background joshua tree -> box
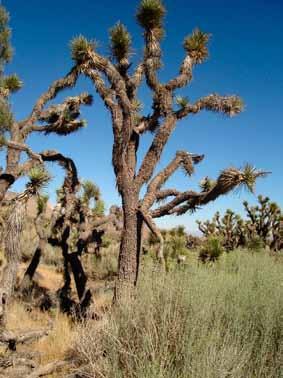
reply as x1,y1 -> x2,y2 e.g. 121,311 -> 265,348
197,209 -> 247,251
197,195 -> 282,251
0,4 -> 93,205
68,0 -> 266,297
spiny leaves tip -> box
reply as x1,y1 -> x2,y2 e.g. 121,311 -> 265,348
109,22 -> 132,63
240,164 -> 269,193
27,166 -> 51,194
183,28 -> 210,63
136,0 -> 165,31
70,35 -> 96,62
1,74 -> 23,93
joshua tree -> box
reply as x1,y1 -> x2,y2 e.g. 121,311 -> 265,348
68,0 -> 266,297
0,5 -> 92,204
32,152 -> 112,315
197,209 -> 247,251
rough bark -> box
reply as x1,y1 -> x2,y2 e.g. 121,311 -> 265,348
0,199 -> 27,329
115,191 -> 142,299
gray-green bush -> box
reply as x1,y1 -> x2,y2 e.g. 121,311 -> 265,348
73,250 -> 283,378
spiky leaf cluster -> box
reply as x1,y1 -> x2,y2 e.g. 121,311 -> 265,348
183,28 -> 210,63
1,74 -> 22,94
217,164 -> 266,195
240,164 -> 268,193
109,22 -> 132,64
26,166 -> 51,194
136,0 -> 165,32
70,35 -> 95,62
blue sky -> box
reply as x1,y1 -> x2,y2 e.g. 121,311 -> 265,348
1,0 -> 282,233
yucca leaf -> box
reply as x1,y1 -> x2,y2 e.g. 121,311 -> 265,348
184,28 -> 210,63
109,22 -> 132,63
136,0 -> 165,30
70,35 -> 96,62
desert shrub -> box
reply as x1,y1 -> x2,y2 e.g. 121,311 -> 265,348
72,251 -> 283,378
198,236 -> 224,263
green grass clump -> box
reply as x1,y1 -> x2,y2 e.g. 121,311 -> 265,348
73,250 -> 283,378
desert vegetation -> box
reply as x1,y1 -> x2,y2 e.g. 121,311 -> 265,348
0,1 -> 282,377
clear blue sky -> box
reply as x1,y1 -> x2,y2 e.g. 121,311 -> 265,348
2,0 -> 282,233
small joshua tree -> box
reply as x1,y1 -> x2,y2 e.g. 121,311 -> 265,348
69,0 -> 266,297
0,5 -> 92,204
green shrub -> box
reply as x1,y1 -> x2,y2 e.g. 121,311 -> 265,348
198,236 -> 224,263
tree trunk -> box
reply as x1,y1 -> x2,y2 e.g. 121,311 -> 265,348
20,244 -> 43,298
0,143 -> 22,203
115,191 -> 143,300
21,215 -> 48,297
0,178 -> 13,203
0,200 -> 26,329
68,252 -> 92,314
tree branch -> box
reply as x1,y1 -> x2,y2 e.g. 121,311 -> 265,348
175,94 -> 244,119
0,140 -> 42,163
20,66 -> 80,130
142,151 -> 204,209
85,50 -> 132,114
128,62 -> 144,98
166,55 -> 194,90
151,166 -> 267,218
135,114 -> 177,188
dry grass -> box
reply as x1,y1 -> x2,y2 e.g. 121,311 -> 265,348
72,250 -> 283,378
5,301 -> 75,377
18,263 -> 64,292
